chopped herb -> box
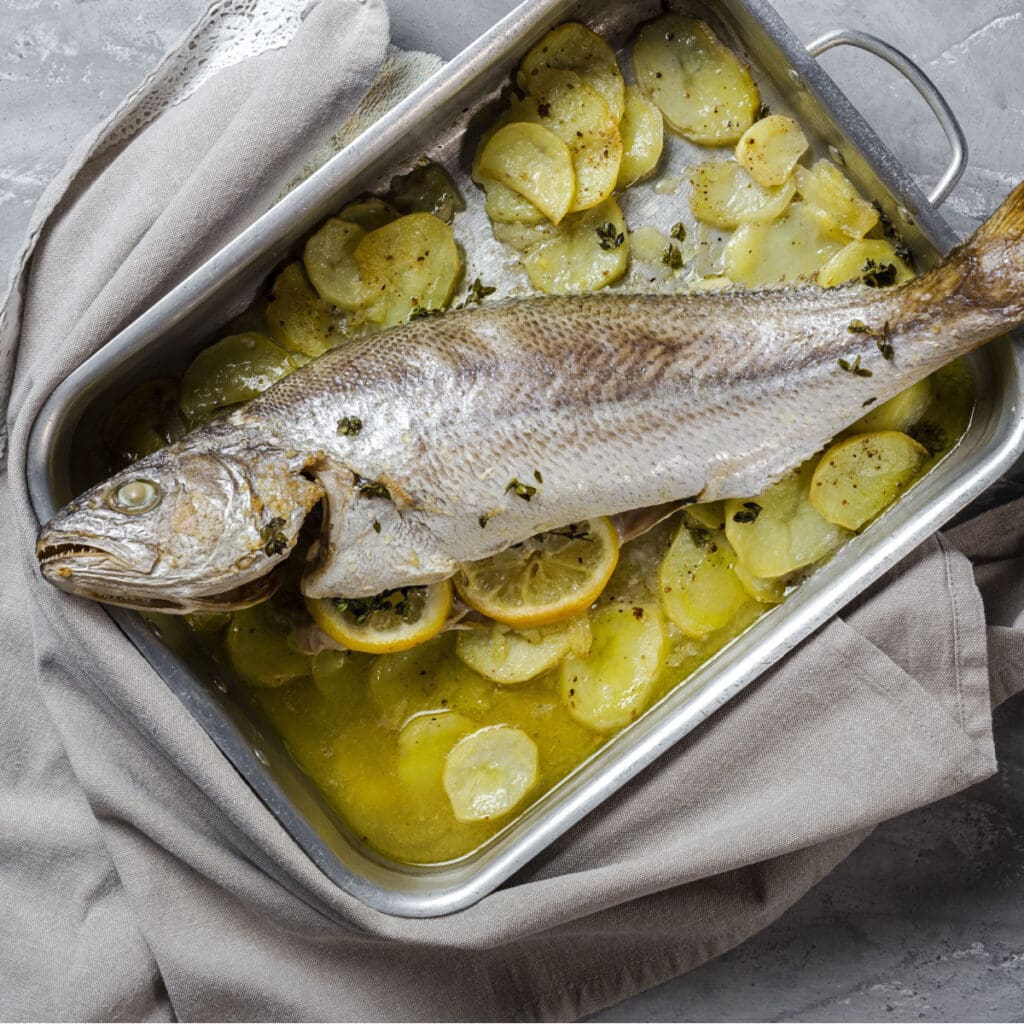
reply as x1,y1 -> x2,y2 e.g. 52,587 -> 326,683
550,522 -> 592,542
596,222 -> 625,250
372,519 -> 382,534
457,277 -> 497,309
893,238 -> 913,265
537,101 -> 551,118
756,102 -> 771,120
259,516 -> 288,556
669,222 -> 687,241
838,355 -> 873,378
356,477 -> 392,500
732,501 -> 762,525
847,319 -> 874,335
409,305 -> 444,321
336,415 -> 363,436
689,525 -> 712,548
862,396 -> 878,408
876,336 -> 895,361
662,244 -> 684,270
533,469 -> 543,484
478,512 -> 493,528
333,586 -> 427,626
909,422 -> 948,455
862,258 -> 897,288
505,477 -> 537,501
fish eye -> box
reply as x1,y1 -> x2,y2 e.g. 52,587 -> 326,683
109,479 -> 161,514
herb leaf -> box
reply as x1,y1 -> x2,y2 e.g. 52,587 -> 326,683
670,222 -> 687,241
356,477 -> 391,500
336,415 -> 363,436
662,244 -> 683,270
259,516 -> 288,556
862,258 -> 897,288
838,355 -> 873,378
732,501 -> 762,525
596,222 -> 625,250
409,306 -> 444,321
506,477 -> 538,501
457,277 -> 497,309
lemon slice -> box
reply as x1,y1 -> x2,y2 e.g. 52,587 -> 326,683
305,580 -> 452,655
454,517 -> 619,628
443,725 -> 539,823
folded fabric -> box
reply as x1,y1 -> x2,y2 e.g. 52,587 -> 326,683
2,2 -> 1021,1019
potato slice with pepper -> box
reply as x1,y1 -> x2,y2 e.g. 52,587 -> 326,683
725,460 -> 852,578
477,122 -> 575,225
616,85 -> 664,188
689,160 -> 795,229
518,21 -> 626,120
303,218 -> 367,312
795,160 -> 879,240
809,431 -> 929,530
817,239 -> 913,289
850,379 -> 932,435
521,197 -> 629,294
267,262 -> 341,358
355,212 -> 462,326
633,15 -> 759,145
658,521 -> 751,638
512,70 -> 623,212
481,177 -> 547,226
735,115 -> 808,187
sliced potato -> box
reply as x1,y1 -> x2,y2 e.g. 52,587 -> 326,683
795,161 -> 878,240
443,725 -> 539,822
560,603 -> 666,733
518,21 -> 626,120
522,197 -> 629,294
733,559 -> 787,604
685,501 -> 726,531
851,379 -> 932,434
629,224 -> 673,265
398,710 -> 477,793
478,122 -> 575,225
658,522 -> 750,638
226,604 -> 309,688
616,85 -> 664,188
723,202 -> 843,286
809,431 -> 929,530
489,218 -> 554,252
725,460 -> 852,578
354,212 -> 462,326
455,616 -> 590,685
513,71 -> 623,212
633,15 -> 759,145
303,218 -> 367,311
266,262 -> 341,358
689,160 -> 796,229
337,196 -> 399,232
735,115 -> 808,187
180,332 -> 297,424
817,239 -> 914,289
482,177 -> 547,226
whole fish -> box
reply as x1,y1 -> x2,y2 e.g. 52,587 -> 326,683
37,182 -> 1024,612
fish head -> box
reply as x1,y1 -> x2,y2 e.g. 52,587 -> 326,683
36,438 -> 324,612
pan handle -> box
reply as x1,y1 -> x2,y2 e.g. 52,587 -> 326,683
806,29 -> 967,207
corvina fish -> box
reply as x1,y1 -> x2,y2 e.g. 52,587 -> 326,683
37,182 -> 1024,612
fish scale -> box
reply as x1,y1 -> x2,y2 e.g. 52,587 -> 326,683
36,182 -> 1024,611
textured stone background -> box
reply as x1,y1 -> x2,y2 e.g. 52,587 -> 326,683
2,0 -> 1023,1019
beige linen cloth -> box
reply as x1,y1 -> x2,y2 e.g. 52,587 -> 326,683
2,1 -> 1022,1019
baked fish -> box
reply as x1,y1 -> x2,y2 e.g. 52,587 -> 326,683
37,182 -> 1024,612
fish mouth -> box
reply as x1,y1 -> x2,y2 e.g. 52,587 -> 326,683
37,540 -> 126,566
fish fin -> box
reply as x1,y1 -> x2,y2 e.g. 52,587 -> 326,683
936,180 -> 1024,315
377,472 -> 419,512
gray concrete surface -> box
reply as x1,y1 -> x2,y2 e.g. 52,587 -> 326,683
3,0 -> 1023,1019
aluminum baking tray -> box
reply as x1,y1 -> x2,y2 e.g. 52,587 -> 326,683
27,0 -> 1024,917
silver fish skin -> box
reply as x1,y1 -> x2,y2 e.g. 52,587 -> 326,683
36,181 -> 1024,611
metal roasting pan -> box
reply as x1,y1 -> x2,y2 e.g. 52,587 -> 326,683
27,0 -> 1024,917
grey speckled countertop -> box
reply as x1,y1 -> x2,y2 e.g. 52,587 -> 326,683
3,1 -> 1023,1019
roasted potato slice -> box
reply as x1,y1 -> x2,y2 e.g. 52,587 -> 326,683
633,15 -> 759,145
389,162 -> 465,223
180,332 -> 298,425
733,559 -> 788,604
477,122 -> 575,225
809,431 -> 929,530
337,196 -> 399,232
355,212 -> 462,326
518,21 -> 626,120
795,160 -> 879,240
455,616 -> 590,685
658,521 -> 750,638
481,177 -> 547,226
817,239 -> 913,289
266,262 -> 341,358
685,501 -> 726,532
443,725 -> 539,823
851,379 -> 932,435
689,159 -> 795,229
303,218 -> 367,312
723,202 -> 843,286
725,460 -> 852,578
616,86 -> 664,188
521,197 -> 629,294
734,115 -> 808,187
398,711 -> 476,794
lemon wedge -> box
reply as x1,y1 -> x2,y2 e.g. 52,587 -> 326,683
454,517 -> 619,628
305,580 -> 452,655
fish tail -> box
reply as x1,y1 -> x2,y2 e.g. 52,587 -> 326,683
933,180 -> 1024,316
